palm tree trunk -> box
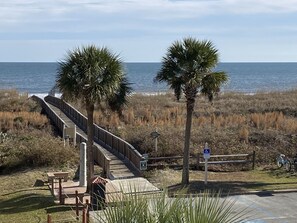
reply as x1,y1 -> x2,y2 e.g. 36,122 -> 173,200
181,98 -> 195,185
86,103 -> 95,192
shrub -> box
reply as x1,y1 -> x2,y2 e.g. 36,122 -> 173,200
0,130 -> 79,172
0,111 -> 49,131
0,89 -> 39,112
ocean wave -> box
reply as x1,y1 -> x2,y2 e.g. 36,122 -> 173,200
28,93 -> 62,99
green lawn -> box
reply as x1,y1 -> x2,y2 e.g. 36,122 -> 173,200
0,168 -> 78,223
147,167 -> 297,194
1,167 -> 297,222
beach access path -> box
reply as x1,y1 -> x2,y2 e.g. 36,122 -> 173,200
41,98 -> 160,206
47,102 -> 138,179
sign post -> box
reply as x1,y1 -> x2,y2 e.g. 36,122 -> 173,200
150,130 -> 160,152
203,143 -> 211,185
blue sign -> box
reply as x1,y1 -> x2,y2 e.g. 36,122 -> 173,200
204,149 -> 210,154
203,144 -> 211,159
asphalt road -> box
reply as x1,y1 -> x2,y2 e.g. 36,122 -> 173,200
231,192 -> 297,223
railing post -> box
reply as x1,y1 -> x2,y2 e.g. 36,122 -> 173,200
47,214 -> 52,223
82,206 -> 86,223
80,142 -> 87,187
86,199 -> 90,223
73,125 -> 77,147
197,153 -> 200,169
252,150 -> 256,170
75,190 -> 79,220
105,158 -> 111,178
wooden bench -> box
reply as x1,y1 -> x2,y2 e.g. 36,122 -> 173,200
47,172 -> 69,194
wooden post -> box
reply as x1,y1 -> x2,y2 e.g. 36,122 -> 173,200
86,199 -> 90,223
82,206 -> 87,223
51,178 -> 54,195
59,178 -> 63,204
47,214 -> 51,223
196,153 -> 200,169
252,151 -> 256,170
75,190 -> 79,220
105,158 -> 111,178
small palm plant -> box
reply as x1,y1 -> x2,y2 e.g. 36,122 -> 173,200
92,188 -> 250,223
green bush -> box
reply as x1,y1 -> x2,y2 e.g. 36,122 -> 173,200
0,130 -> 79,172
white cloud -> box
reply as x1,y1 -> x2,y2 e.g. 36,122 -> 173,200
1,0 -> 297,62
2,0 -> 297,25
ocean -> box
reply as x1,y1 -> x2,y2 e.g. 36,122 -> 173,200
0,62 -> 296,95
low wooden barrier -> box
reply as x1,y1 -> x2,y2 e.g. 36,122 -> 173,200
47,191 -> 90,223
147,151 -> 256,170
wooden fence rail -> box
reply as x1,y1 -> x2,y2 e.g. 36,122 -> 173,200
147,151 -> 256,170
46,192 -> 90,223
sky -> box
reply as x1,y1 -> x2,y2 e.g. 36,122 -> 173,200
0,0 -> 297,62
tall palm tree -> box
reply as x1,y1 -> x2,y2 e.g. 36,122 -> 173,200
56,45 -> 131,191
155,38 -> 228,185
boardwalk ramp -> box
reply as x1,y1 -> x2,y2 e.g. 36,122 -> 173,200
32,95 -> 146,180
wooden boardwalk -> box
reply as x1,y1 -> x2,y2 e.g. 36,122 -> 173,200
49,177 -> 160,205
34,96 -> 160,207
47,102 -> 137,180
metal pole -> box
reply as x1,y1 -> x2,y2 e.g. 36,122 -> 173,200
155,137 -> 158,152
204,159 -> 208,185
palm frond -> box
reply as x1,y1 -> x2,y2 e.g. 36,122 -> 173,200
56,45 -> 131,106
108,77 -> 132,116
201,71 -> 228,102
155,37 -> 224,98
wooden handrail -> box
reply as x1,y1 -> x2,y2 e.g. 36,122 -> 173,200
32,95 -> 112,176
44,95 -> 144,173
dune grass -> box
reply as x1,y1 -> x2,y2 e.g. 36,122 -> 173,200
1,89 -> 297,222
78,90 -> 297,166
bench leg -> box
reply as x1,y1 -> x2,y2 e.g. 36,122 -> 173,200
51,180 -> 54,194
59,179 -> 63,205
